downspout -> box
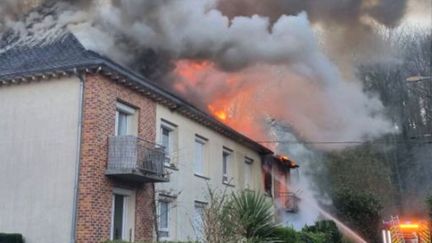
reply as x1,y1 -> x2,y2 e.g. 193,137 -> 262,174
153,183 -> 160,242
71,72 -> 85,243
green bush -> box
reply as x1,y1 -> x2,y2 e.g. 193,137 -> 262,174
332,189 -> 382,242
0,233 -> 24,243
273,227 -> 300,242
228,190 -> 276,241
272,227 -> 327,243
297,231 -> 327,243
302,220 -> 342,243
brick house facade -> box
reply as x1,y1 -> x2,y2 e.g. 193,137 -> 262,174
76,74 -> 157,242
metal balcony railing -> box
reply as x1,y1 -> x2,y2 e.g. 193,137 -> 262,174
277,192 -> 300,213
106,135 -> 168,183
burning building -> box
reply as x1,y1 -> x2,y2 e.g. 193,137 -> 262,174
0,30 -> 297,242
0,0 -> 423,242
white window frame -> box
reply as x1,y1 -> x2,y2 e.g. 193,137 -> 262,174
222,148 -> 232,184
115,102 -> 136,136
244,157 -> 254,189
110,188 -> 133,241
194,135 -> 207,176
193,201 -> 207,241
160,120 -> 177,165
158,200 -> 170,237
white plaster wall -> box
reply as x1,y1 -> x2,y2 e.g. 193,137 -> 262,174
0,78 -> 81,243
155,104 -> 265,241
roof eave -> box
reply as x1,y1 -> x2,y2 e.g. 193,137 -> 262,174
0,59 -> 273,155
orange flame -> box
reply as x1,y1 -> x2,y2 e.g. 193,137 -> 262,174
208,104 -> 227,121
173,59 -> 270,144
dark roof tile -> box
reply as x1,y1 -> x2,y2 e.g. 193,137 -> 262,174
0,33 -> 101,79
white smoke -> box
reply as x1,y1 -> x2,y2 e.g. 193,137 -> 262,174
269,124 -> 322,228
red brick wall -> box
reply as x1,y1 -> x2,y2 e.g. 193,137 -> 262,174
75,74 -> 156,243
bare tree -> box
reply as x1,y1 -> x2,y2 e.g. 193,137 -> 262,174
357,26 -> 432,214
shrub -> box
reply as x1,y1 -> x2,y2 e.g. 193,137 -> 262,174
302,220 -> 342,243
0,233 -> 24,243
200,189 -> 277,242
272,226 -> 328,243
297,231 -> 327,243
273,226 -> 299,242
228,191 -> 276,241
332,189 -> 382,242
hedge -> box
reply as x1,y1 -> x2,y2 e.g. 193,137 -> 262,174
0,233 -> 24,243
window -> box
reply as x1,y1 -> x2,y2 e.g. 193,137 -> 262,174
160,120 -> 177,165
194,136 -> 207,175
158,201 -> 169,237
263,163 -> 272,196
222,149 -> 232,183
111,188 -> 135,242
193,201 -> 207,240
161,127 -> 170,153
112,194 -> 125,240
115,102 -> 136,136
244,157 -> 254,188
117,111 -> 128,136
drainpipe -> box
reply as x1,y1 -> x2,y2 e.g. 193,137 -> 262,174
70,72 -> 85,243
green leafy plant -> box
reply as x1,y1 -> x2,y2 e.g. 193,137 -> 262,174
273,220 -> 343,243
273,227 -> 298,242
228,190 -> 276,242
302,220 -> 342,243
332,189 -> 382,242
272,226 -> 329,243
200,188 -> 277,242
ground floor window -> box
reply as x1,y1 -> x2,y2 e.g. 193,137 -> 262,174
113,194 -> 125,239
111,188 -> 135,241
193,201 -> 207,240
158,200 -> 170,238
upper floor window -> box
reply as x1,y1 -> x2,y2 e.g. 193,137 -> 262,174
115,102 -> 137,136
194,135 -> 207,176
160,120 -> 177,165
264,163 -> 272,196
244,157 -> 254,188
222,148 -> 232,184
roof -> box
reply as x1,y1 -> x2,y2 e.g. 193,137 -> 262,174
0,33 -> 102,79
0,33 -> 272,155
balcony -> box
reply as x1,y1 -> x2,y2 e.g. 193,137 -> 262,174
278,192 -> 300,213
106,135 -> 169,183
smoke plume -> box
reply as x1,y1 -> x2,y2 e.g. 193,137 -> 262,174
1,0 -> 414,147
217,0 -> 408,27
